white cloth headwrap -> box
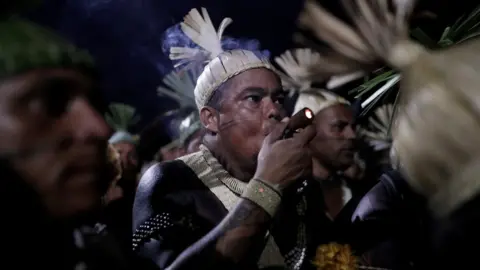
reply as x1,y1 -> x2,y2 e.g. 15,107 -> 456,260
293,90 -> 350,115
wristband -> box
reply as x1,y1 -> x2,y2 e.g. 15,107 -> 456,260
241,178 -> 282,217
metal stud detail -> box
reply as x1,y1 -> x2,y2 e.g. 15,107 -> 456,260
132,212 -> 200,251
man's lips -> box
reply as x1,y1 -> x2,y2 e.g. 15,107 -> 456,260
68,154 -> 104,172
340,144 -> 356,154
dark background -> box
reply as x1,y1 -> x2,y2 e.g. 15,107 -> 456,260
27,0 -> 475,132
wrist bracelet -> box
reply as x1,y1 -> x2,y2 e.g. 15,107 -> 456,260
241,178 -> 282,217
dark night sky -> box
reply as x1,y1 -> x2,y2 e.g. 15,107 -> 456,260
27,0 -> 473,133
28,0 -> 304,131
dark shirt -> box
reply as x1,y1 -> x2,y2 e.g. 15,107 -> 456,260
350,169 -> 430,269
133,160 -> 365,270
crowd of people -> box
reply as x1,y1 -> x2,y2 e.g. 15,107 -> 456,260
3,0 -> 480,269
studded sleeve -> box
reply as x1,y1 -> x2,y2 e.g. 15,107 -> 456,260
132,208 -> 209,269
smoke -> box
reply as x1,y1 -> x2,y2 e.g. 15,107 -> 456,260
161,22 -> 271,69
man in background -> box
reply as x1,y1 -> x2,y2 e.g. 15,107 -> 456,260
0,11 -> 155,270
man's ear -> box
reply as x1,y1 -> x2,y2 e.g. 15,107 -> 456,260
199,106 -> 219,133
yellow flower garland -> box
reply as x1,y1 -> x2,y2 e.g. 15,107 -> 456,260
313,243 -> 358,270
313,243 -> 390,270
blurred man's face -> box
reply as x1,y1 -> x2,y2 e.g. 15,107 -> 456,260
310,104 -> 357,170
113,141 -> 138,173
0,68 -> 110,218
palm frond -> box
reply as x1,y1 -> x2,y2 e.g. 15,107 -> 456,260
104,103 -> 140,131
349,4 -> 480,118
436,4 -> 480,46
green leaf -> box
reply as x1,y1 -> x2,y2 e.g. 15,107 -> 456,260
449,5 -> 480,41
438,39 -> 454,47
439,27 -> 451,42
467,20 -> 480,33
349,70 -> 396,98
456,31 -> 480,44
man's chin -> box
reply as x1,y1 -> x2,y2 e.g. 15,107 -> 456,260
47,194 -> 102,221
56,174 -> 108,217
337,158 -> 355,170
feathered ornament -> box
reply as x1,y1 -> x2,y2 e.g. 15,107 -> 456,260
157,59 -> 203,147
275,49 -> 366,97
358,104 -> 394,152
169,8 -> 232,69
275,49 -> 351,114
274,48 -> 323,95
105,103 -> 141,145
326,71 -> 366,90
298,0 -> 418,69
168,7 -> 274,109
105,103 -> 141,132
157,67 -> 200,108
297,0 -> 480,217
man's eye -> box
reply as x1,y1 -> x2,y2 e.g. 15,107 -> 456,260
331,124 -> 343,131
43,89 -> 74,117
275,96 -> 285,104
247,95 -> 262,103
39,80 -> 77,118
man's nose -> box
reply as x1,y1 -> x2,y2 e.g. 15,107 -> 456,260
265,98 -> 283,121
68,98 -> 110,141
344,125 -> 357,140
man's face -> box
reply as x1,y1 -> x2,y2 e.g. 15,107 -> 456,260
113,141 -> 138,173
0,68 -> 110,218
207,68 -> 285,172
310,104 -> 357,170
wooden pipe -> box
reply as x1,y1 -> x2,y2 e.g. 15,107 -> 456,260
282,108 -> 315,139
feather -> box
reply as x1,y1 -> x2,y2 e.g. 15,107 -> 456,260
358,104 -> 394,151
298,0 -> 418,70
298,0 -> 374,64
104,103 -> 141,131
170,7 -> 233,66
275,48 -> 323,90
326,71 -> 366,90
157,67 -> 200,108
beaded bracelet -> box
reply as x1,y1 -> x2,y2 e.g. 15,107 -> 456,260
241,178 -> 282,217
